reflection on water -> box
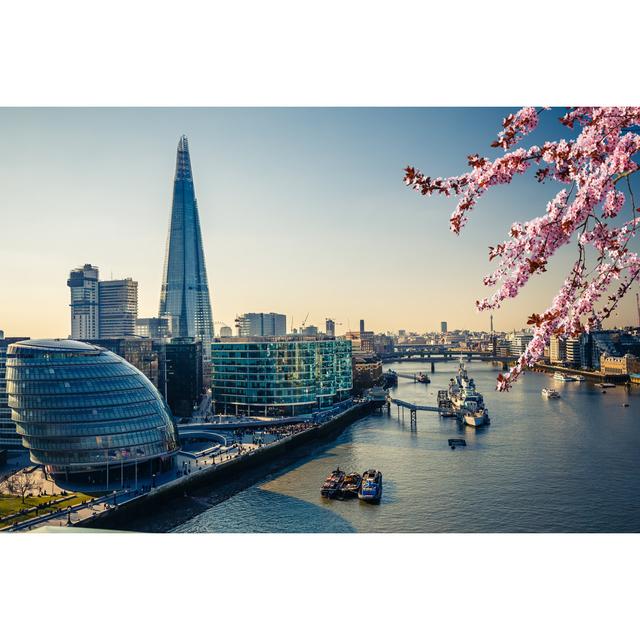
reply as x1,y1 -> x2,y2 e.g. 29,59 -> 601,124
168,361 -> 640,533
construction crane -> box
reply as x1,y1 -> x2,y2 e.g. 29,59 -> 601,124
300,312 -> 310,332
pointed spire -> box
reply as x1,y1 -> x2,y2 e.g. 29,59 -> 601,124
175,135 -> 193,182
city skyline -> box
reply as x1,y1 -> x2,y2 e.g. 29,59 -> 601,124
1,107 -> 639,339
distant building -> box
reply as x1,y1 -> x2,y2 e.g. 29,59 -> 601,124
301,325 -> 319,337
549,336 -> 566,364
67,264 -> 100,339
68,265 -> 138,339
398,329 -> 406,338
600,353 -> 640,376
211,337 -> 352,417
373,334 -> 394,358
440,321 -> 448,334
353,353 -> 383,394
219,325 -> 233,338
0,332 -> 30,450
157,338 -> 204,418
236,312 -> 287,337
508,333 -> 533,356
359,319 -> 365,334
98,278 -> 138,338
88,337 -> 159,389
325,318 -> 336,338
136,316 -> 171,340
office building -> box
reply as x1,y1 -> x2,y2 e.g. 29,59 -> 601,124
0,332 -> 30,450
67,264 -> 100,339
98,278 -> 138,338
159,136 -> 214,359
88,337 -> 160,389
440,321 -> 448,334
219,325 -> 233,338
211,337 -> 352,416
359,319 -> 365,334
236,312 -> 286,337
157,338 -> 204,418
6,339 -> 179,481
136,316 -> 171,340
508,332 -> 533,356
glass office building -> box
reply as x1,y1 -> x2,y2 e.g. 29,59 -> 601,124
212,338 -> 352,416
5,339 -> 179,480
159,136 -> 214,357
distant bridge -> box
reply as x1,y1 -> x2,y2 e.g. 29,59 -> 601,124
382,346 -> 514,370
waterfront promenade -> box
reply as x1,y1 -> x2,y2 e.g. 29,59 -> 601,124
2,399 -> 377,532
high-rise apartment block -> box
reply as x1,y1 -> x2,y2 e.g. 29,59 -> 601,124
67,265 -> 138,339
67,264 -> 100,339
98,278 -> 138,338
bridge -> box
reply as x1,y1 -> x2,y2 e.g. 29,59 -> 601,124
382,346 -> 514,371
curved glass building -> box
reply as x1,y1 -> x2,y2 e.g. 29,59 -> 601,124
212,338 -> 352,416
5,339 -> 179,481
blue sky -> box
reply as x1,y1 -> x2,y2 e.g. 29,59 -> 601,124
1,107 -> 638,338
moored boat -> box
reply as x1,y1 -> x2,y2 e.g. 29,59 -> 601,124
320,468 -> 345,498
416,372 -> 430,384
554,371 -> 577,382
339,472 -> 362,498
358,469 -> 382,504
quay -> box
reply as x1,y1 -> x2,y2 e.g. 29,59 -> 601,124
16,400 -> 382,532
531,363 -> 629,384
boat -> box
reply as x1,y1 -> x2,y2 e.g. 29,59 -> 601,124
574,375 -> 585,381
320,468 -> 345,498
599,382 -> 615,388
448,358 -> 490,427
416,372 -> 430,384
358,469 -> 382,503
339,472 -> 362,499
541,388 -> 560,399
554,371 -> 577,382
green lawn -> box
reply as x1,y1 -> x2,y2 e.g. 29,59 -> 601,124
0,492 -> 94,528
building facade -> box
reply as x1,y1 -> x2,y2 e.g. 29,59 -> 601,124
156,338 -> 204,418
236,312 -> 286,337
0,332 -> 30,450
98,278 -> 138,338
67,264 -> 100,339
159,136 -> 214,359
6,339 -> 179,481
211,337 -> 352,416
136,316 -> 171,340
440,321 -> 448,334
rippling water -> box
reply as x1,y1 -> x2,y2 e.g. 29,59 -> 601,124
168,361 -> 640,533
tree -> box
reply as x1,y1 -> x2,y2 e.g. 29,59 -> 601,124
405,107 -> 640,390
4,471 -> 37,504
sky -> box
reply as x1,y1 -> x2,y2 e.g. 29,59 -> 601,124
1,107 -> 638,339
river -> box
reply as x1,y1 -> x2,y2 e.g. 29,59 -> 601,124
134,360 -> 640,532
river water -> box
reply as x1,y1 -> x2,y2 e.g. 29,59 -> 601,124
159,361 -> 640,532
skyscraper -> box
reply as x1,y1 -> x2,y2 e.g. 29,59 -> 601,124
67,264 -> 100,339
159,136 -> 214,357
98,278 -> 138,338
440,321 -> 448,334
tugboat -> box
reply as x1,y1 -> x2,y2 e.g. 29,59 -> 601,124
320,468 -> 345,499
416,372 -> 430,384
339,472 -> 362,499
358,469 -> 383,504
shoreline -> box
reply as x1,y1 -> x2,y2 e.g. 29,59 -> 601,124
78,400 -> 380,532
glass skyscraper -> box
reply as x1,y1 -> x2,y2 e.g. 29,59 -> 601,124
159,136 -> 214,357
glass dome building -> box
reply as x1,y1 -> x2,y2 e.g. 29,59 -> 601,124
5,339 -> 179,481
